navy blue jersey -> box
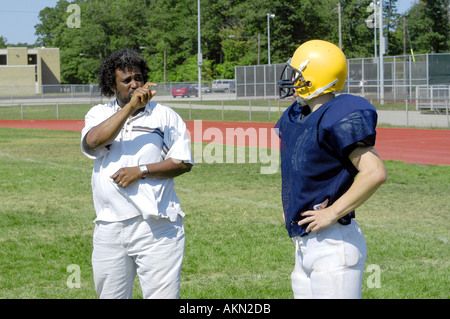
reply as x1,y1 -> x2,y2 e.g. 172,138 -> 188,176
275,94 -> 378,238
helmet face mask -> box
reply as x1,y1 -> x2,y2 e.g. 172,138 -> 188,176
278,58 -> 309,99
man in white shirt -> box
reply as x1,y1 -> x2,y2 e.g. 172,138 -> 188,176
81,48 -> 193,299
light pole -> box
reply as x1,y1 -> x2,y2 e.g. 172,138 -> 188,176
379,0 -> 384,105
267,13 -> 275,65
198,0 -> 202,100
366,1 -> 380,99
334,2 -> 342,50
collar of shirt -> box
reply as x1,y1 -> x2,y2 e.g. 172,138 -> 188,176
113,99 -> 154,118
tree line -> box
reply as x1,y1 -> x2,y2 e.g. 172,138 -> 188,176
2,0 -> 448,84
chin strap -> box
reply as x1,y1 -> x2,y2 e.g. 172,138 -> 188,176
296,96 -> 308,106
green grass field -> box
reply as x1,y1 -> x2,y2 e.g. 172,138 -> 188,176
0,123 -> 448,299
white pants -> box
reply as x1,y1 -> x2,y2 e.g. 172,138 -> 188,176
291,220 -> 367,299
92,215 -> 185,299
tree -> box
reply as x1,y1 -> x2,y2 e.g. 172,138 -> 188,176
404,0 -> 449,53
0,36 -> 7,48
35,0 -> 71,47
33,0 -> 448,84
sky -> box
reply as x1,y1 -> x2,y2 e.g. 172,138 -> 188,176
0,0 -> 418,45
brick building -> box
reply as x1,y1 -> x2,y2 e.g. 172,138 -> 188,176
0,47 -> 60,95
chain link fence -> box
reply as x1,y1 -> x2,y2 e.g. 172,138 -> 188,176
0,81 -> 229,106
1,53 -> 449,128
235,53 -> 450,103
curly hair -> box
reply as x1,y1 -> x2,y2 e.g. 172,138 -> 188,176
98,48 -> 150,97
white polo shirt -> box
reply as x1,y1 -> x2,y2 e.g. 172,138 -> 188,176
81,100 -> 193,222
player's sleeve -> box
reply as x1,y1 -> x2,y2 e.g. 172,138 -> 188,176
327,108 -> 378,159
80,105 -> 110,159
163,109 -> 194,165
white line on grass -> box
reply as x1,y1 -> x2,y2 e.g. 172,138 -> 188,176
0,152 -> 91,172
1,152 -> 281,209
360,222 -> 448,243
176,186 -> 280,209
9,153 -> 445,244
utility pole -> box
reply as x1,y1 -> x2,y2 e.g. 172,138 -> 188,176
257,33 -> 260,65
197,0 -> 202,100
338,1 -> 342,50
379,0 -> 384,105
403,17 -> 406,56
267,13 -> 275,65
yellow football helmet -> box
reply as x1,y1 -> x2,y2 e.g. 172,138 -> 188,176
278,40 -> 348,105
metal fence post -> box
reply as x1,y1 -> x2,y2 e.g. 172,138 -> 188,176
405,99 -> 409,127
189,101 -> 192,121
446,99 -> 449,128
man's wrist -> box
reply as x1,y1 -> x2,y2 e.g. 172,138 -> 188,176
139,165 -> 149,179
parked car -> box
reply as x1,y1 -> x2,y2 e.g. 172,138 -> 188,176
172,84 -> 198,98
212,79 -> 235,93
192,84 -> 212,93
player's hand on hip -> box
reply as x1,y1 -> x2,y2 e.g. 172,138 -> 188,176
298,208 -> 337,234
298,199 -> 336,234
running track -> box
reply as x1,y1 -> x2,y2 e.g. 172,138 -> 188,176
0,119 -> 449,166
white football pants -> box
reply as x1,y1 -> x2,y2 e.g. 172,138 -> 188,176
92,215 -> 185,299
291,220 -> 367,299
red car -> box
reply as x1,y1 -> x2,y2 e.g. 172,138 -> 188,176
172,84 -> 198,98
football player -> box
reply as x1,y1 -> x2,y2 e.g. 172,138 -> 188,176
276,40 -> 387,298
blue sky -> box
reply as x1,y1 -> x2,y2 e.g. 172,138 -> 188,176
0,0 -> 417,45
